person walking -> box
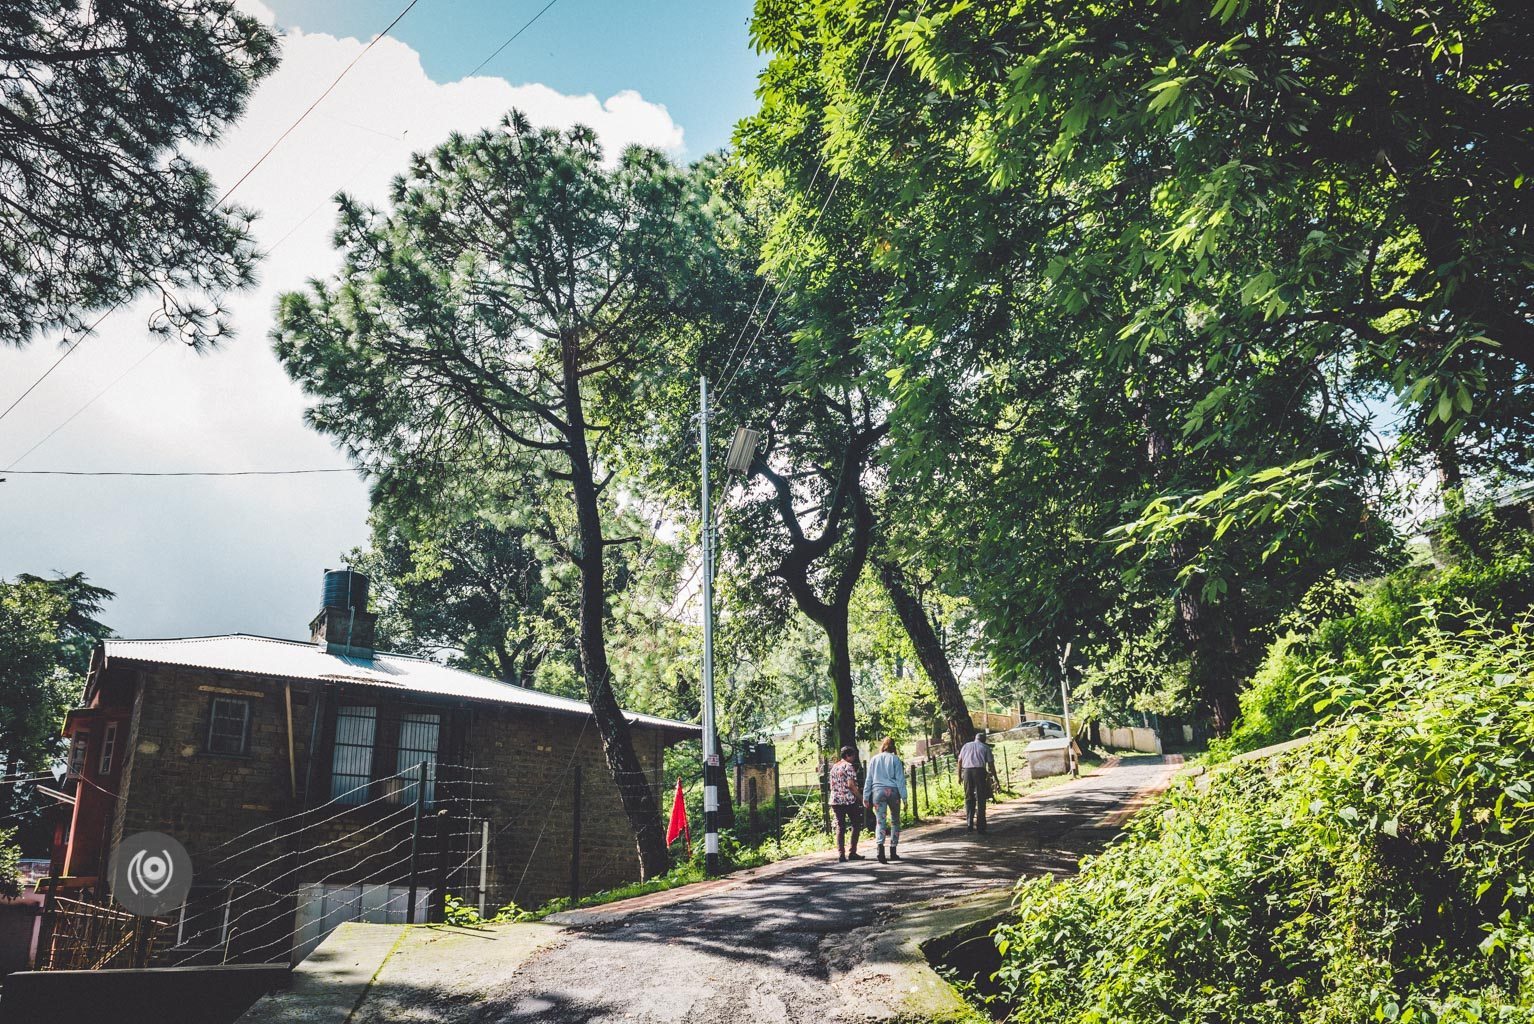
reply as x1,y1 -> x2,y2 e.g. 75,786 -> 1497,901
862,737 -> 907,863
827,746 -> 865,862
959,731 -> 1000,833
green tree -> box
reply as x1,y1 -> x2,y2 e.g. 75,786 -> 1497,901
274,114 -> 720,877
0,828 -> 19,900
0,573 -> 111,822
740,0 -> 1419,730
17,571 -> 112,675
1,1 -> 278,347
348,468 -> 578,687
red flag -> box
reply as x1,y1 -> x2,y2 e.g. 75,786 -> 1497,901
665,778 -> 690,853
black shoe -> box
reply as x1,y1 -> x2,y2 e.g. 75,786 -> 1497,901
838,853 -> 846,862
877,845 -> 887,864
847,852 -> 865,861
889,848 -> 901,861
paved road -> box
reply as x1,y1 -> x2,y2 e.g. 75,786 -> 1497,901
352,756 -> 1175,1024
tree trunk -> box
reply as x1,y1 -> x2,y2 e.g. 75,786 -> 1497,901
562,332 -> 668,879
1145,411 -> 1238,735
1179,591 -> 1238,734
825,604 -> 858,753
714,729 -> 735,830
875,555 -> 971,750
750,430 -> 883,763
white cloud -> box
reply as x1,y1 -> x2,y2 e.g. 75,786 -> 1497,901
0,22 -> 686,640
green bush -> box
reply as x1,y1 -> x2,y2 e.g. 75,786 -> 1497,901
993,615 -> 1534,1023
0,829 -> 19,902
439,894 -> 535,927
1217,548 -> 1534,757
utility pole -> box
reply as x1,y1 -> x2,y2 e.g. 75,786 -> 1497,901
699,375 -> 721,876
1059,642 -> 1077,778
697,379 -> 759,876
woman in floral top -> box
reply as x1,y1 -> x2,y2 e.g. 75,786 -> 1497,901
828,745 -> 865,862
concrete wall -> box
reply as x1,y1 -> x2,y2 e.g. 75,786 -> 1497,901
1099,726 -> 1162,754
0,904 -> 39,978
0,964 -> 288,1024
970,711 -> 1020,732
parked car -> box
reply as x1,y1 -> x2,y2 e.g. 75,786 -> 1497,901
1018,720 -> 1066,739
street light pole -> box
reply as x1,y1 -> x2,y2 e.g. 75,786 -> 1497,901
1059,641 -> 1077,777
699,375 -> 721,876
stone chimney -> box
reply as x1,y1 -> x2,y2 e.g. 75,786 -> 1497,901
309,569 -> 377,660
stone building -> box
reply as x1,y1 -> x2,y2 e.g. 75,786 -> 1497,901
47,571 -> 697,965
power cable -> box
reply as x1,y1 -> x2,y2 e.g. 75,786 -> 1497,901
715,0 -> 926,407
466,0 -> 565,78
1,131 -> 406,472
4,0 -> 572,468
2,342 -> 168,471
709,0 -> 903,397
213,0 -> 423,206
2,468 -> 365,478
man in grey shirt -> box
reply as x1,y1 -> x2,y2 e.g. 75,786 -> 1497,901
958,732 -> 1000,833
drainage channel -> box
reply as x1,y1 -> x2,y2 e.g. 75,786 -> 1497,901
920,914 -> 1010,1021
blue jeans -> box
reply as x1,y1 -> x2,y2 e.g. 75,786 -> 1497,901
872,786 -> 901,845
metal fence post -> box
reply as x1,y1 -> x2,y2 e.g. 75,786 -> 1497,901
909,763 -> 920,823
1002,747 -> 1011,791
431,809 -> 451,923
35,875 -> 59,969
569,763 -> 582,902
773,763 -> 782,849
477,820 -> 490,917
747,776 -> 759,838
405,761 -> 427,925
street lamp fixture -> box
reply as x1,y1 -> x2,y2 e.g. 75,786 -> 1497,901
724,427 -> 760,476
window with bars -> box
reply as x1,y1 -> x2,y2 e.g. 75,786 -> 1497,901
173,884 -> 234,951
330,705 -> 377,805
396,712 -> 441,806
205,698 -> 251,756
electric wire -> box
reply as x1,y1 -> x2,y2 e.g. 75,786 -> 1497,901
709,0 -> 902,397
466,0 -> 565,78
715,0 -> 925,407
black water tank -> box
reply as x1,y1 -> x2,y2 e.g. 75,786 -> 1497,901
322,568 -> 368,611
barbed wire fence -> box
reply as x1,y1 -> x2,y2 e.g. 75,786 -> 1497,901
46,746 -> 608,969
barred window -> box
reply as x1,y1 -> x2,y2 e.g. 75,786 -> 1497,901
330,705 -> 377,804
67,731 -> 90,776
206,698 -> 251,756
395,712 -> 441,806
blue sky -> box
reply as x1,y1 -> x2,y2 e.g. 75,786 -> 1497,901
263,0 -> 764,157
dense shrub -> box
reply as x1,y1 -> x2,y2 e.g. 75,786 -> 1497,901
993,616 -> 1534,1023
1218,546 -> 1534,756
0,829 -> 18,901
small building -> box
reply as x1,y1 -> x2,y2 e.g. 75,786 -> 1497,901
43,570 -> 697,968
1023,737 -> 1081,779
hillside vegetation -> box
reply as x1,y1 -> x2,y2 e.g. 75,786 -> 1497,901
992,543 -> 1534,1023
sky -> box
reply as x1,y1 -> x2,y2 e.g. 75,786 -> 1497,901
0,0 -> 761,642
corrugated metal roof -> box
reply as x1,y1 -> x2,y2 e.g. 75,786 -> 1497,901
101,634 -> 699,734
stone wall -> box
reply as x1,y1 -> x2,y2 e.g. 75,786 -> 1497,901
464,704 -> 669,911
